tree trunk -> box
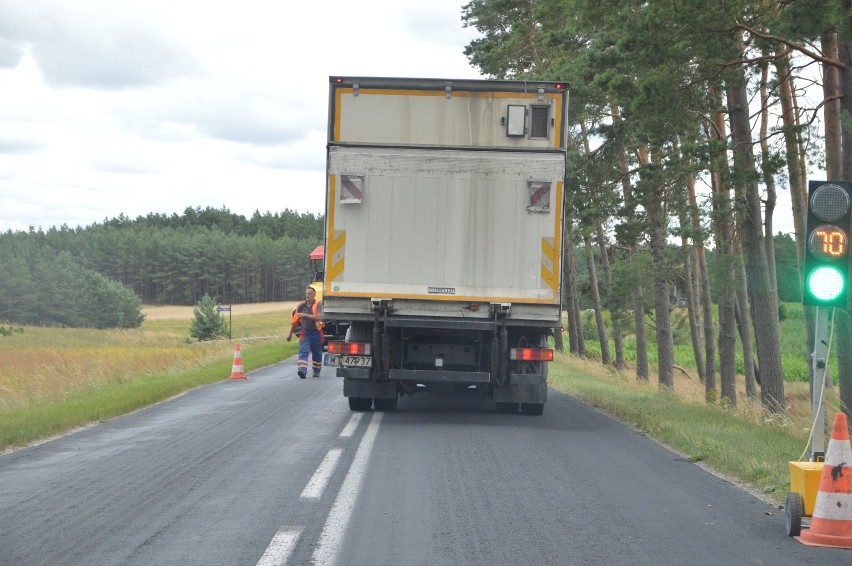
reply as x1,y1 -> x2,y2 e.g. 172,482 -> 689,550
823,33 -> 842,179
572,277 -> 586,356
687,168 -> 715,388
726,69 -> 785,414
585,236 -> 611,365
650,205 -> 674,391
736,257 -> 758,402
680,202 -> 705,383
632,259 -> 649,381
616,104 -> 648,380
835,40 -> 852,423
776,50 -> 816,390
643,154 -> 674,390
709,86 -> 737,404
563,220 -> 583,355
553,319 -> 564,352
684,236 -> 705,382
596,224 -> 625,368
759,65 -> 778,299
696,246 -> 715,385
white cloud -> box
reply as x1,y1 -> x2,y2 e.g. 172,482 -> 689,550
0,0 -> 483,232
0,35 -> 25,68
0,1 -> 200,89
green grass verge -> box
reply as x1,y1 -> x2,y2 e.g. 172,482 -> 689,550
0,340 -> 297,451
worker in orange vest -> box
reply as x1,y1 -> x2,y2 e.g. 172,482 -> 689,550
288,286 -> 324,378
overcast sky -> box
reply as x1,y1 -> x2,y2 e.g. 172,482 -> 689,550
0,0 -> 807,237
0,0 -> 484,232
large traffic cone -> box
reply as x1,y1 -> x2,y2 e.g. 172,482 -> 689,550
228,343 -> 248,380
797,412 -> 852,548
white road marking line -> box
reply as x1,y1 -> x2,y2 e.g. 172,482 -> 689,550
339,412 -> 363,437
311,412 -> 383,566
257,527 -> 301,566
301,448 -> 343,500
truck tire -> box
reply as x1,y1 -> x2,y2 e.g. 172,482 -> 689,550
496,402 -> 518,413
520,402 -> 544,416
374,397 -> 398,412
348,397 -> 373,411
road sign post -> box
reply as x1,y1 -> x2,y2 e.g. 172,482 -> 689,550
216,305 -> 232,339
810,306 -> 828,461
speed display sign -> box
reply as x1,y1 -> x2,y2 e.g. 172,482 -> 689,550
803,182 -> 852,306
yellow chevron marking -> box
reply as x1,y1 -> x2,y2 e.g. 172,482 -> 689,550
546,181 -> 564,294
541,236 -> 558,291
328,229 -> 346,282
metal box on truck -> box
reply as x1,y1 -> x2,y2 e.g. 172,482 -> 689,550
322,76 -> 568,415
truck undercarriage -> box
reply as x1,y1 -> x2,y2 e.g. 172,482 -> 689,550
326,301 -> 552,415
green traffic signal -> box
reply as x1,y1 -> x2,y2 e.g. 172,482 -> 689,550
806,266 -> 846,303
803,181 -> 851,307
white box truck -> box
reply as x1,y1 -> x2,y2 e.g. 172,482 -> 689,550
322,76 -> 568,415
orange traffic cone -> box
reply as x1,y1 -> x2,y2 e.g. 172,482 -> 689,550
228,343 -> 248,380
797,412 -> 852,548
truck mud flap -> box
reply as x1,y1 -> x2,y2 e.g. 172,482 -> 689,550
344,378 -> 397,400
492,380 -> 547,403
507,373 -> 546,385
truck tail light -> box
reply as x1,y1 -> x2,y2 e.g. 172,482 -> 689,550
328,341 -> 371,355
509,348 -> 553,362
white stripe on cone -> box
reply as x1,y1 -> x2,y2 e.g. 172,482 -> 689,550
811,436 -> 852,521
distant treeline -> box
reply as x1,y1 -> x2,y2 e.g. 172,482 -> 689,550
1,205 -> 801,331
97,206 -> 323,240
0,207 -> 324,328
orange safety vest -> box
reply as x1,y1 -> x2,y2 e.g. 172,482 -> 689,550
292,301 -> 323,332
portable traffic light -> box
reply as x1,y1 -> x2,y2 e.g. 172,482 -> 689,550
803,181 -> 852,307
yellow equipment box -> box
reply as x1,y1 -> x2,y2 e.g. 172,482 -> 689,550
789,461 -> 824,516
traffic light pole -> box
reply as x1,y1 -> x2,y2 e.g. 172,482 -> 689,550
809,306 -> 828,462
802,181 -> 852,460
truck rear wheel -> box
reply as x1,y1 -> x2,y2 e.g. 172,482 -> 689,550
348,397 -> 372,411
496,402 -> 519,413
520,402 -> 544,416
374,397 -> 398,412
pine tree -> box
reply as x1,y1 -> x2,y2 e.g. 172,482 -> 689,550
189,294 -> 229,341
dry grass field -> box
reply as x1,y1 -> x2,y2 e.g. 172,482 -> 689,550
0,302 -> 297,413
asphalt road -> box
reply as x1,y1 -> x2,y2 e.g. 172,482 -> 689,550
0,357 -> 848,565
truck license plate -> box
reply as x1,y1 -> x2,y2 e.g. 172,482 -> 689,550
324,354 -> 372,367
